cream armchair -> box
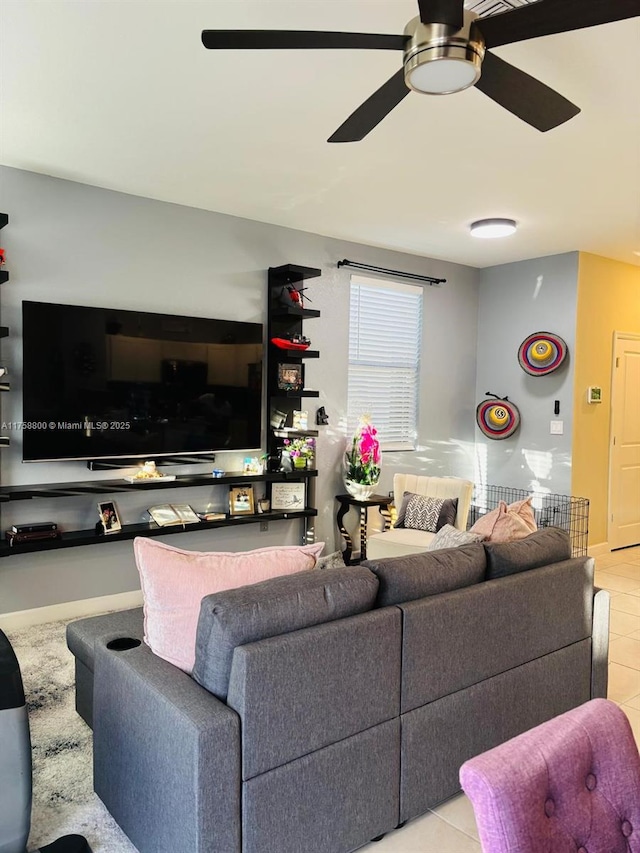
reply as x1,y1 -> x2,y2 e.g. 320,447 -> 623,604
366,474 -> 474,560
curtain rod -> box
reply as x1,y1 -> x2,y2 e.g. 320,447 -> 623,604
336,259 -> 446,286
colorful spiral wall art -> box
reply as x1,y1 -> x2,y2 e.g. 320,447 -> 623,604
476,394 -> 521,440
518,331 -> 568,376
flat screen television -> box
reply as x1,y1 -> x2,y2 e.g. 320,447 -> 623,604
21,301 -> 263,462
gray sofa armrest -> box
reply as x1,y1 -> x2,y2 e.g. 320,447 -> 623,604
591,587 -> 611,699
93,641 -> 241,853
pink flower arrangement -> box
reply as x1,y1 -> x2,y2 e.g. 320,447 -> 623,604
345,417 -> 381,485
283,436 -> 315,460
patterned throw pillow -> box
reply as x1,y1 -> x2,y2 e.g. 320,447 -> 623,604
394,491 -> 458,532
404,495 -> 444,532
427,524 -> 485,551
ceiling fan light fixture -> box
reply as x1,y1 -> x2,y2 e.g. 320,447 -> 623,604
403,13 -> 485,95
405,44 -> 482,94
470,218 -> 517,239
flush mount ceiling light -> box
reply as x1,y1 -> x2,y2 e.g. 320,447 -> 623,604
470,218 -> 517,239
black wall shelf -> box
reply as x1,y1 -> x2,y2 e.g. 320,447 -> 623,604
269,264 -> 322,285
273,428 -> 319,439
0,508 -> 318,558
271,307 -> 321,320
274,389 -> 320,399
0,469 -> 317,502
0,213 -> 8,282
0,469 -> 318,556
266,263 -> 321,508
271,348 -> 319,360
87,454 -> 218,471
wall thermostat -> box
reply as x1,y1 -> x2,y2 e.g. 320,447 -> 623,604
587,386 -> 602,404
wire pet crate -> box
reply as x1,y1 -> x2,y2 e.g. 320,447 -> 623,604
468,485 -> 589,557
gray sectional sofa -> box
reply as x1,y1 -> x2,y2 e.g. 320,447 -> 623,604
66,528 -> 610,853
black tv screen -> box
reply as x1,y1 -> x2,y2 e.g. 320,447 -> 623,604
21,301 -> 263,461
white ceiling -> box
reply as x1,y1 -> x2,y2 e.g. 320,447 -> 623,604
1,0 -> 639,268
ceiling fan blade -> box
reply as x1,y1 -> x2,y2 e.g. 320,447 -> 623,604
417,0 -> 464,30
475,50 -> 580,131
328,69 -> 410,142
476,0 -> 640,50
201,30 -> 408,51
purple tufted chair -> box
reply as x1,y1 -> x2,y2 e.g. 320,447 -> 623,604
460,699 -> 640,853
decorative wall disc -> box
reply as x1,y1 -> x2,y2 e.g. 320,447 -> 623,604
476,396 -> 521,440
518,331 -> 567,376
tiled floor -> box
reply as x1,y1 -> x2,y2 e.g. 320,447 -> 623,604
360,544 -> 640,852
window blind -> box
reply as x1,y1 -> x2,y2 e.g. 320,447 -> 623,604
348,276 -> 423,450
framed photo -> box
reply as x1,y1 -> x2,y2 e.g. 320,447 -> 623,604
229,485 -> 255,515
271,482 -> 306,511
292,410 -> 308,430
243,456 -> 263,474
97,500 -> 122,534
277,362 -> 304,392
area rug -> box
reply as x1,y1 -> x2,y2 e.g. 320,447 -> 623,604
7,619 -> 139,853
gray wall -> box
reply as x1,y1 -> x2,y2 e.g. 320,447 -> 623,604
0,166 -> 479,614
476,253 -> 578,495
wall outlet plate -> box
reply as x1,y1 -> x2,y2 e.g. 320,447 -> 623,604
550,420 -> 564,435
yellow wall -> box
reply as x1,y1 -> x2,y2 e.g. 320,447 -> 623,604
572,253 -> 640,546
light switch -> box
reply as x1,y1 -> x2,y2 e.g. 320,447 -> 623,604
550,420 -> 564,435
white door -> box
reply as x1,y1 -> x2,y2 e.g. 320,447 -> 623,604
609,334 -> 640,550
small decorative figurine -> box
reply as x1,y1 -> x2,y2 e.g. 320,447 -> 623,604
278,284 -> 312,309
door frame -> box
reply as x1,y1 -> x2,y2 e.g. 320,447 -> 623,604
608,331 -> 640,550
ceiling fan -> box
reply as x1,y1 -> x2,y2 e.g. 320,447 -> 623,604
202,0 -> 640,141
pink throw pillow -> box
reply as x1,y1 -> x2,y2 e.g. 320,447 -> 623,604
505,497 -> 537,533
470,501 -> 507,539
490,507 -> 535,543
470,498 -> 538,543
134,538 -> 325,672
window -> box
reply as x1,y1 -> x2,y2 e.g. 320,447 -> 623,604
347,275 -> 423,450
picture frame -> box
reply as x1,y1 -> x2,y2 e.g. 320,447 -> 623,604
97,500 -> 122,534
229,485 -> 255,515
277,362 -> 304,392
292,410 -> 308,430
271,482 -> 306,511
243,456 -> 263,474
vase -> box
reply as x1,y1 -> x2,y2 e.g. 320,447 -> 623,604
344,479 -> 378,501
293,456 -> 308,470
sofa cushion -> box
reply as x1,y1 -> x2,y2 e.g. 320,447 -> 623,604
484,527 -> 572,580
426,524 -> 485,551
363,544 -> 486,607
470,498 -> 537,543
134,537 -> 324,673
193,565 -> 379,700
395,492 -> 458,532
